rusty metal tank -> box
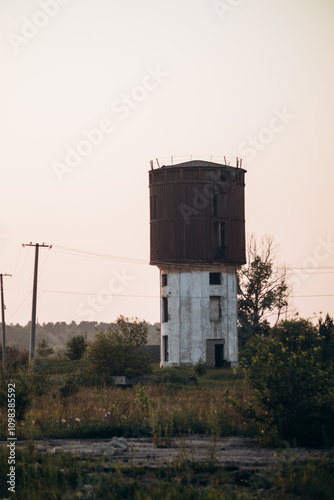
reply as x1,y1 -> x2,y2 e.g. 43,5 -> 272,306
149,159 -> 246,266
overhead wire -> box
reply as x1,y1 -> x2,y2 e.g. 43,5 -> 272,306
7,291 -> 32,322
7,246 -> 29,290
39,289 -> 334,299
50,244 -> 334,273
51,245 -> 148,265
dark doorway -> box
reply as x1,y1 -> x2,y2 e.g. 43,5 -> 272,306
215,344 -> 224,368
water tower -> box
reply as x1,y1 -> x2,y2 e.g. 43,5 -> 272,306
149,157 -> 246,368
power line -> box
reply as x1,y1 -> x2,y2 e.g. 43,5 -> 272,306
51,245 -> 148,265
7,291 -> 33,322
8,246 -> 29,291
11,246 -> 22,278
40,289 -> 334,299
45,244 -> 334,275
41,289 -> 159,298
292,294 -> 334,298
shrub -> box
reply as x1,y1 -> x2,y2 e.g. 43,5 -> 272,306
6,344 -> 29,370
241,318 -> 334,446
194,358 -> 207,376
36,339 -> 54,358
0,371 -> 31,421
88,316 -> 152,377
66,335 -> 87,361
153,367 -> 189,386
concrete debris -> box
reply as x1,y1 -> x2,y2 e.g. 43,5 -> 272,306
48,438 -> 128,457
111,437 -> 128,451
51,447 -> 63,454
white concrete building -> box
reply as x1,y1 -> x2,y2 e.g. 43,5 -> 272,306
159,267 -> 238,368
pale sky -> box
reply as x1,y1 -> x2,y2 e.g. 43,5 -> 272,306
1,0 -> 334,326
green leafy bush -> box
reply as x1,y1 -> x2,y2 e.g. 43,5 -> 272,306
194,358 -> 207,376
66,335 -> 87,360
88,316 -> 152,377
241,318 -> 334,446
0,371 -> 31,421
36,339 -> 54,358
153,367 -> 189,386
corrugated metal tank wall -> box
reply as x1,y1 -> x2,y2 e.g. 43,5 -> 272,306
149,160 -> 246,265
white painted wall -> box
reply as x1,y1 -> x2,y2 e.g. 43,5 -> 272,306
159,267 -> 238,368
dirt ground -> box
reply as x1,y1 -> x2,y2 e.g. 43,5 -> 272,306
5,436 -> 326,470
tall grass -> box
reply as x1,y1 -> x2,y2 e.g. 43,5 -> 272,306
0,367 -> 258,440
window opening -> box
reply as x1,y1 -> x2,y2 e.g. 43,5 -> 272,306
162,297 -> 168,323
209,273 -> 221,285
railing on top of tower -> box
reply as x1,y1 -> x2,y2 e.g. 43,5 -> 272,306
150,155 -> 243,170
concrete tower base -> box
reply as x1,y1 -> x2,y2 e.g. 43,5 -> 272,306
159,266 -> 238,368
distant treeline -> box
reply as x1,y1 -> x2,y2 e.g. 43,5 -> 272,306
1,321 -> 160,352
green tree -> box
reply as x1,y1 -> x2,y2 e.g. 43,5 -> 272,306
66,335 -> 87,361
238,234 -> 289,343
88,315 -> 151,377
36,339 -> 54,358
241,318 -> 334,446
318,313 -> 334,362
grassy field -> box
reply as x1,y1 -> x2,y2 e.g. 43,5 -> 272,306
1,363 -> 257,441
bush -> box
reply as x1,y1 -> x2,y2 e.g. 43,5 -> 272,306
66,335 -> 87,361
153,367 -> 189,386
0,371 -> 31,421
241,318 -> 334,446
194,358 -> 207,376
88,316 -> 152,377
36,339 -> 54,358
6,345 -> 29,370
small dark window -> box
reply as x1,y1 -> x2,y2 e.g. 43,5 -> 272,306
162,297 -> 168,323
163,335 -> 169,362
209,273 -> 221,285
162,274 -> 168,287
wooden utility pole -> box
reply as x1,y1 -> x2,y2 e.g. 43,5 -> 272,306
23,243 -> 51,362
1,273 -> 11,372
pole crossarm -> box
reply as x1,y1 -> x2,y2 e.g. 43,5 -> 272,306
23,243 -> 52,248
